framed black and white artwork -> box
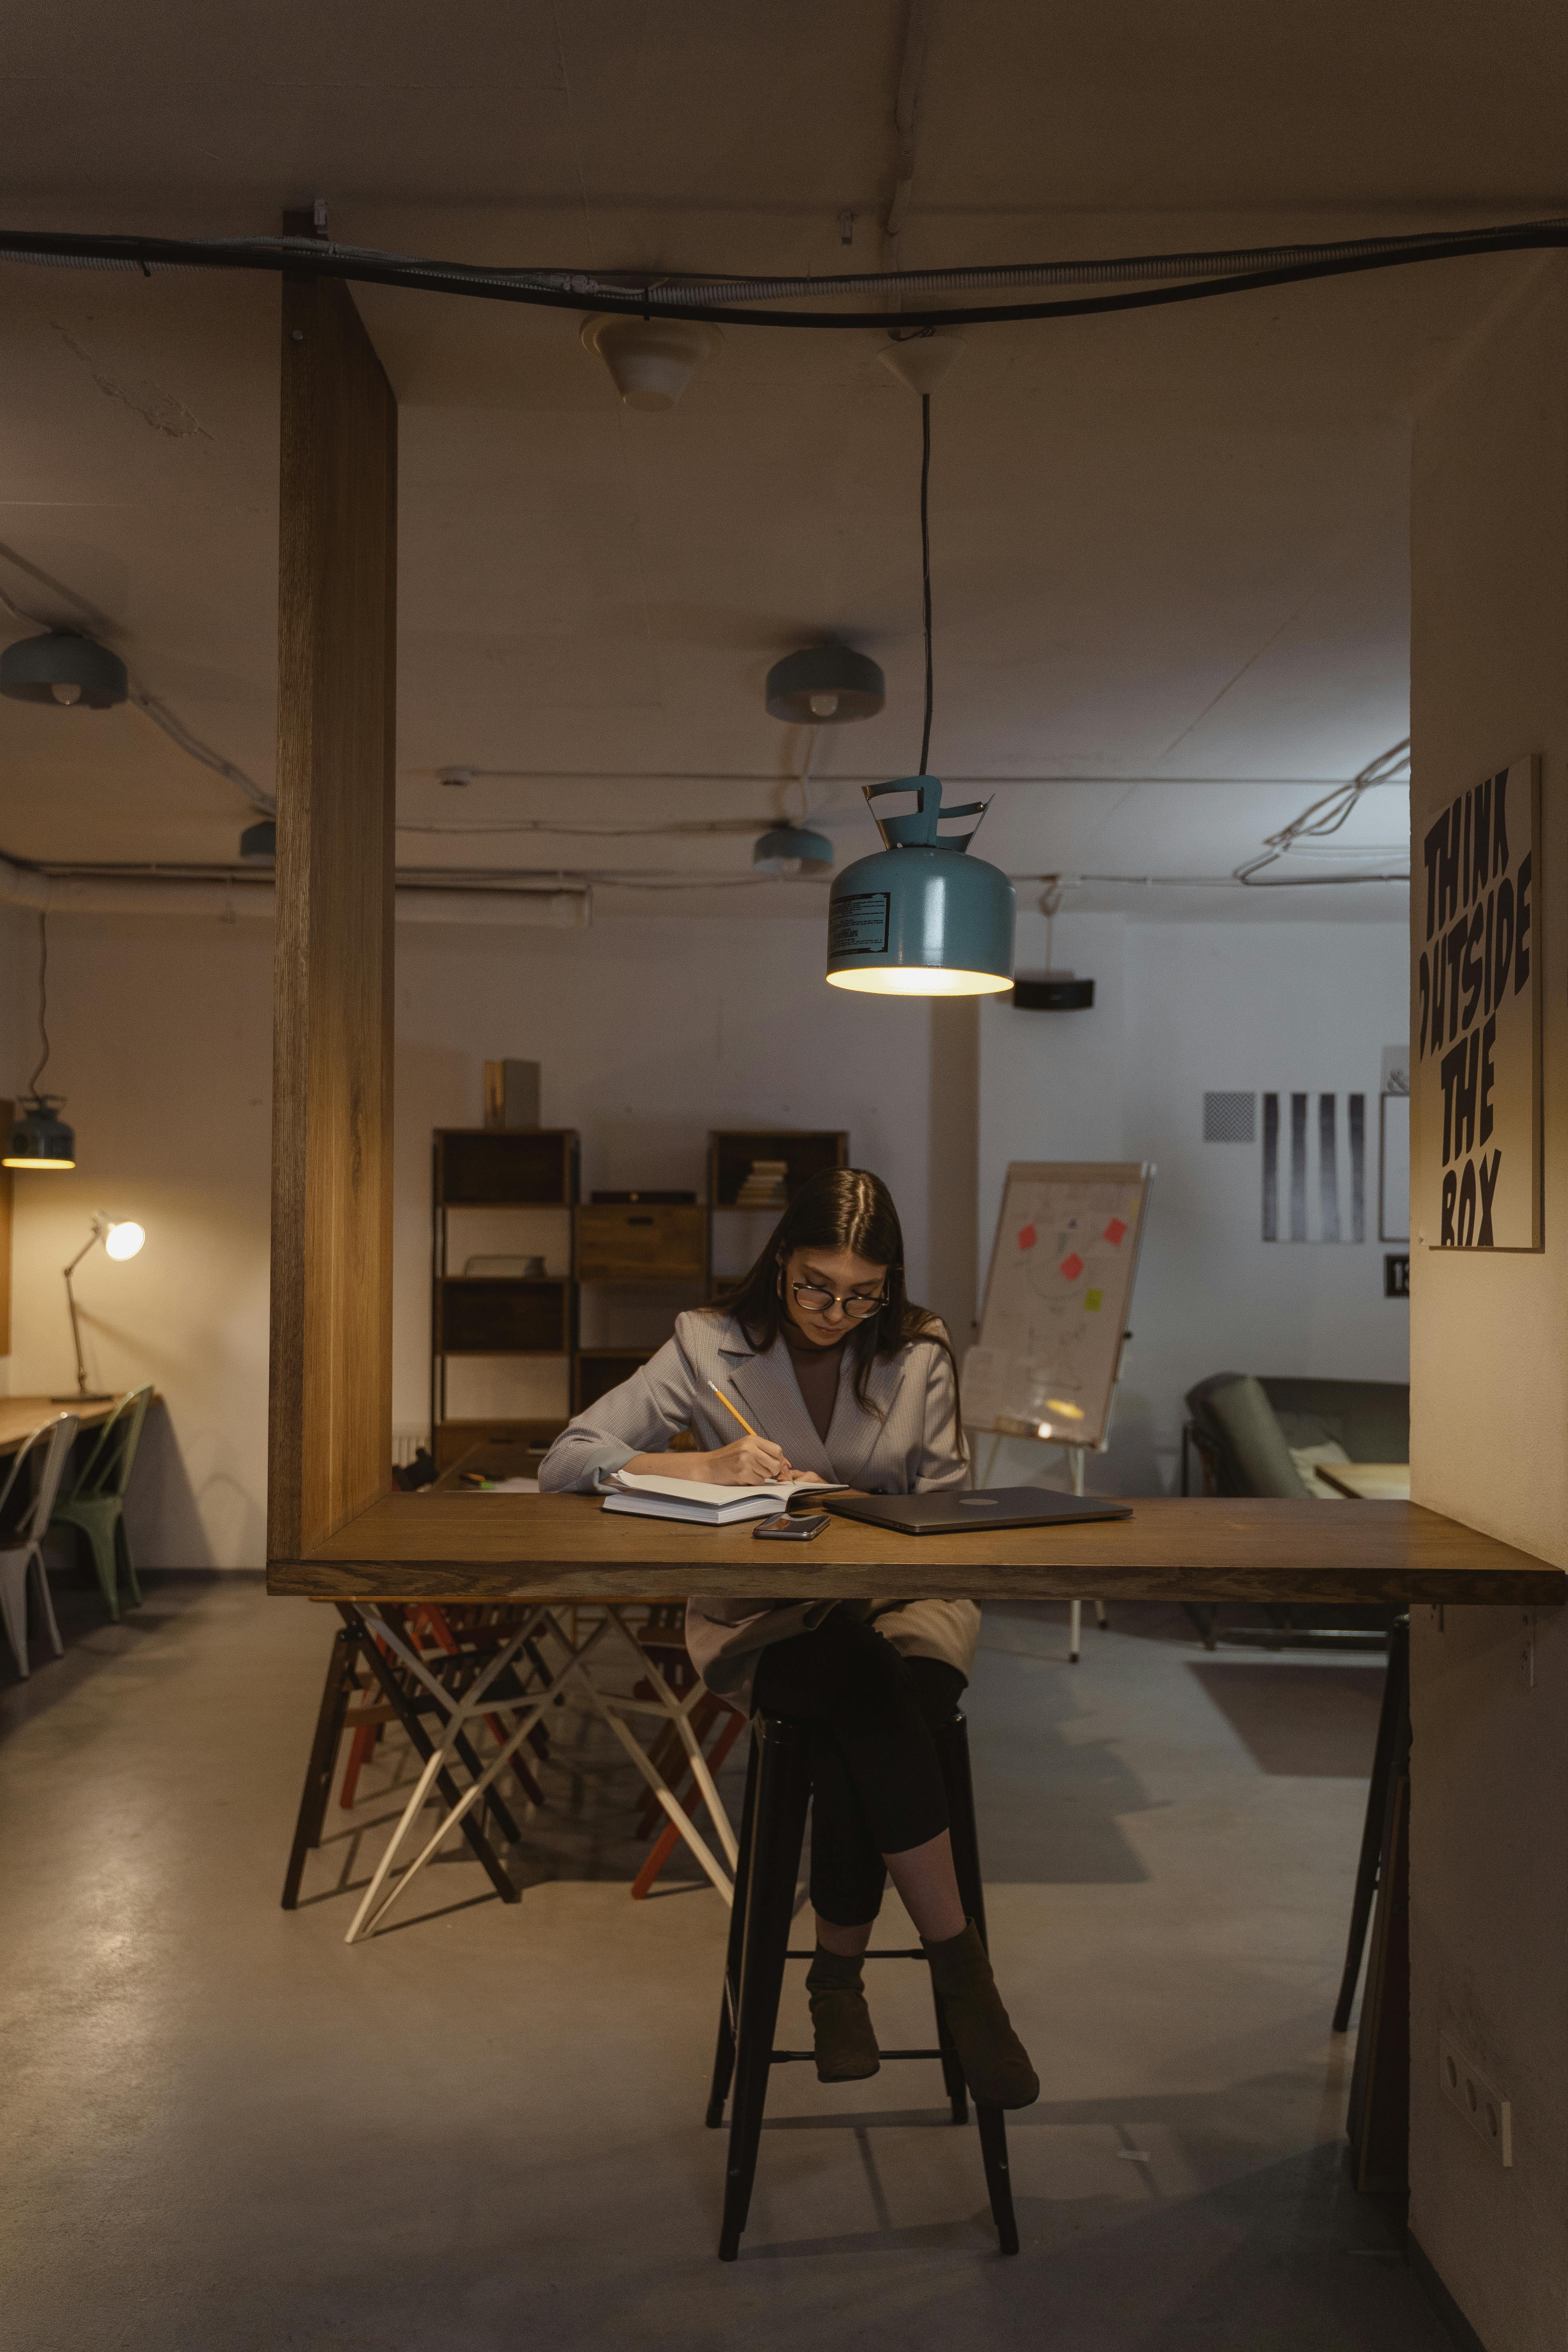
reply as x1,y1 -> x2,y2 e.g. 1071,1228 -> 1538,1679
1415,754 -> 1541,1250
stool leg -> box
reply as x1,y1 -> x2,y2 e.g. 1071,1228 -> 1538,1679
719,1715 -> 811,2261
706,1726 -> 759,2127
974,2104 -> 1020,2257
282,1625 -> 358,1909
932,1975 -> 970,2126
935,1712 -> 1021,2257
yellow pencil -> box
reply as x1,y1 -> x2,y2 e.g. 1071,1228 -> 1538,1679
708,1380 -> 762,1440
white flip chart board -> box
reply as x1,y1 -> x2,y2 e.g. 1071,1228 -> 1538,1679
963,1161 -> 1154,1450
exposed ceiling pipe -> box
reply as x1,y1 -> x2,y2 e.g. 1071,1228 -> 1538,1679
0,854 -> 590,926
884,0 -> 935,266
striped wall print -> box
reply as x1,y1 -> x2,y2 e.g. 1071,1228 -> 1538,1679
1261,1092 -> 1367,1243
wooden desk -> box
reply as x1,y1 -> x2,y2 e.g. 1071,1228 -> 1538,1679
1316,1464 -> 1412,1503
267,1491 -> 1563,1607
0,1394 -> 131,1457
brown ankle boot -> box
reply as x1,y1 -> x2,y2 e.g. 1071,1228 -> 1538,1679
806,1946 -> 881,2083
922,1921 -> 1039,2108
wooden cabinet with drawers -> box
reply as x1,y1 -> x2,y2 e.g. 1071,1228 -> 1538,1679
574,1203 -> 708,1284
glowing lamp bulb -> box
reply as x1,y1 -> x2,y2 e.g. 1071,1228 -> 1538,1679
50,680 -> 83,707
808,690 -> 840,719
104,1220 -> 145,1260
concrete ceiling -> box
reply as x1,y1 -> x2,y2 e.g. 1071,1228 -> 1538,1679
1,1 -> 1565,921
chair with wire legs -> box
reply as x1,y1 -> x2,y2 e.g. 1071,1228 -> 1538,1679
0,1414 -> 80,1679
704,1702 -> 1019,2262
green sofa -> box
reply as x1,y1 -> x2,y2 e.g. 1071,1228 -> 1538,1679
1183,1372 -> 1410,1499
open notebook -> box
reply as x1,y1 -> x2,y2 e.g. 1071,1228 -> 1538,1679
602,1469 -> 845,1527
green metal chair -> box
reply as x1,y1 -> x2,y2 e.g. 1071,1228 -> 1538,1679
49,1385 -> 153,1622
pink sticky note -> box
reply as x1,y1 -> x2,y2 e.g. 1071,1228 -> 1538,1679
1060,1252 -> 1084,1281
1017,1224 -> 1037,1251
1104,1217 -> 1127,1245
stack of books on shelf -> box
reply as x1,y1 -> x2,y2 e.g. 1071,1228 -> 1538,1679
735,1158 -> 789,1209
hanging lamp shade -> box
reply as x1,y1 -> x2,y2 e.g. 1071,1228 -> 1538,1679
0,631 -> 127,709
3,1095 -> 76,1169
752,822 -> 834,877
239,819 -> 276,863
826,779 -> 1015,996
765,644 -> 885,725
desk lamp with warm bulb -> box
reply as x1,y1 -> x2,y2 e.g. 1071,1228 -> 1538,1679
53,1215 -> 146,1403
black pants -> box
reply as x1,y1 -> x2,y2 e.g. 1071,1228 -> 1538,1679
751,1611 -> 966,1928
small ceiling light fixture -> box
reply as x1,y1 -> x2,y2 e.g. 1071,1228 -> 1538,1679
752,822 -> 835,878
877,328 -> 966,401
580,315 -> 722,412
825,352 -> 1014,996
54,1213 -> 145,1402
3,913 -> 75,1169
1012,882 -> 1094,1008
0,630 -> 128,710
765,644 -> 885,726
239,819 -> 276,863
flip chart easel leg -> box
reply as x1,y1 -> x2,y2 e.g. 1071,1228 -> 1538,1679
1068,1445 -> 1087,1662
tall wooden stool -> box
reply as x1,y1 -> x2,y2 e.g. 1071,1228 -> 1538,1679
705,1705 -> 1020,2261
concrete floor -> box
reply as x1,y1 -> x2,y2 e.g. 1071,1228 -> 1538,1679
0,1576 -> 1457,2352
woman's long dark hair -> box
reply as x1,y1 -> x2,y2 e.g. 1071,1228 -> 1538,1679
711,1166 -> 964,1441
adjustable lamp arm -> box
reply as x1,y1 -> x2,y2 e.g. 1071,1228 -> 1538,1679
63,1219 -> 106,1281
60,1218 -> 106,1402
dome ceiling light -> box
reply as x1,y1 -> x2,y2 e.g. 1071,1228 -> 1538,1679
239,820 -> 276,863
752,823 -> 835,878
764,643 -> 885,726
580,315 -> 722,411
824,345 -> 1014,996
0,629 -> 128,710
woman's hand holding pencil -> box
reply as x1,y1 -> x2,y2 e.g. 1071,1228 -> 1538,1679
702,1381 -> 825,1487
617,1382 -> 828,1489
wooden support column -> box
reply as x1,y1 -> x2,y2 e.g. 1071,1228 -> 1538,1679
267,271 -> 397,1561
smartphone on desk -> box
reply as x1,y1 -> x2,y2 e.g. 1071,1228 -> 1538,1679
754,1512 -> 830,1541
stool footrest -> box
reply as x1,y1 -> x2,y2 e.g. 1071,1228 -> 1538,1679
783,1947 -> 927,1961
771,2047 -> 945,2064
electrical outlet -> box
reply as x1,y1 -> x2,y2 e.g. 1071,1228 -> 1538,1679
1439,2033 -> 1513,2167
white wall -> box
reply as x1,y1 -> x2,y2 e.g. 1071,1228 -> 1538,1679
390,916 -> 940,1437
1405,256 -> 1568,2352
978,908 -> 1410,1493
4,909 -> 275,1568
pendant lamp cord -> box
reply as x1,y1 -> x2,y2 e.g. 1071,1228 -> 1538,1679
27,911 -> 51,1099
919,391 -> 934,776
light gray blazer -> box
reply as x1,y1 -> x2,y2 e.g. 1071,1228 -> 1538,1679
537,1308 -> 979,1704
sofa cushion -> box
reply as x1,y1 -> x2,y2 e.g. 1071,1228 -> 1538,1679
1194,1372 -> 1313,1499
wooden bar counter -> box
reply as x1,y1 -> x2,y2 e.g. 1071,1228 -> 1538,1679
267,1491 -> 1563,1607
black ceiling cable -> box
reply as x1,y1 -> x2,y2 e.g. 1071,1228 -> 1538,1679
919,392 -> 934,776
2,217 -> 1568,331
28,911 -> 53,1098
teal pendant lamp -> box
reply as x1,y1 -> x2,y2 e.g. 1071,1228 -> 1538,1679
827,778 -> 1013,994
825,361 -> 1014,996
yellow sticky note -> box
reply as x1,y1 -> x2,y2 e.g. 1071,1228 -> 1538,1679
1085,1288 -> 1103,1311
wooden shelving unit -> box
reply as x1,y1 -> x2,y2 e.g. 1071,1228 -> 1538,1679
430,1128 -> 579,1475
429,1126 -> 849,1472
706,1128 -> 849,1298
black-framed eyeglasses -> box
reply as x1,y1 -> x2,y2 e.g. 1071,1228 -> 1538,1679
791,1280 -> 886,1321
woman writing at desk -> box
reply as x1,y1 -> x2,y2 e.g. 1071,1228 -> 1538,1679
539,1167 -> 1037,2108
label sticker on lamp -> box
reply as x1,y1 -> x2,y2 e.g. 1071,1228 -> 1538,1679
828,893 -> 890,956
